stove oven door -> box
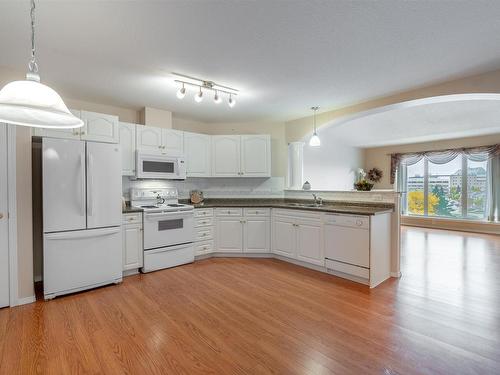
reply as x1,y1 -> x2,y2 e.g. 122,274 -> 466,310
143,210 -> 194,250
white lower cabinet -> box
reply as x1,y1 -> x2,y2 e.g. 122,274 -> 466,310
272,210 -> 324,266
215,207 -> 270,254
122,213 -> 143,271
243,217 -> 270,253
194,208 -> 215,256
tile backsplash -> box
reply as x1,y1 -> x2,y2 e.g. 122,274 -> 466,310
122,177 -> 286,200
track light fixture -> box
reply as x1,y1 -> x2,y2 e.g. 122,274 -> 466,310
173,72 -> 238,108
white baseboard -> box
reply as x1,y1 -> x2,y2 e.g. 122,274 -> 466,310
391,271 -> 402,278
16,295 -> 36,306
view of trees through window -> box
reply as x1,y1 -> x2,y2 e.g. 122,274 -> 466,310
404,155 -> 488,220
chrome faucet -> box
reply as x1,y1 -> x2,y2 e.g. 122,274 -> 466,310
312,194 -> 323,206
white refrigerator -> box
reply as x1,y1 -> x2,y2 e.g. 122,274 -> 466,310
42,138 -> 122,300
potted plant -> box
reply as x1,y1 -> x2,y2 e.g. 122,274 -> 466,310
354,168 -> 374,191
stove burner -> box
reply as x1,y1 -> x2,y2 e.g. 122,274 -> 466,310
141,205 -> 159,209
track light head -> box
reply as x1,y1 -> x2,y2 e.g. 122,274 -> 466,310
176,85 -> 186,99
214,91 -> 222,104
194,87 -> 203,103
228,94 -> 236,108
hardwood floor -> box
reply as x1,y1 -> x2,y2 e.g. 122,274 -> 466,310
1,226 -> 500,374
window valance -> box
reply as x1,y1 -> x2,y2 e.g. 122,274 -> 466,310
390,144 -> 500,185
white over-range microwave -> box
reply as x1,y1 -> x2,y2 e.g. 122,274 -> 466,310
136,151 -> 187,180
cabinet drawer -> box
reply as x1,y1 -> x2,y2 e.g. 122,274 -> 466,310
195,240 -> 214,256
122,213 -> 142,225
324,214 -> 369,229
196,226 -> 214,241
325,259 -> 369,279
194,208 -> 214,218
244,208 -> 270,217
215,208 -> 243,216
195,217 -> 214,227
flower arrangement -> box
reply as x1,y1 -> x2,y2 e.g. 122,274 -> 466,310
354,168 -> 374,191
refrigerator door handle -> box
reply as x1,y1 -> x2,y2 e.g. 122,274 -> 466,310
45,227 -> 121,240
80,153 -> 86,216
87,152 -> 94,217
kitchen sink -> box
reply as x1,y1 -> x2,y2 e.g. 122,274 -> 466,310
288,203 -> 323,208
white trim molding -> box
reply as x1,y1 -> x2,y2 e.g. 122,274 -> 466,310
7,125 -> 19,307
402,216 -> 500,235
16,295 -> 36,306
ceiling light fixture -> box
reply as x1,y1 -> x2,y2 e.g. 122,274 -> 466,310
194,87 -> 203,103
173,72 -> 238,108
309,106 -> 321,147
0,0 -> 83,129
176,83 -> 186,99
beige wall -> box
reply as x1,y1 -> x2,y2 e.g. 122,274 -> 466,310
364,133 -> 500,189
173,117 -> 287,177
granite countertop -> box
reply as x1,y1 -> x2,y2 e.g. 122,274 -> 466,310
181,198 -> 394,216
122,205 -> 143,214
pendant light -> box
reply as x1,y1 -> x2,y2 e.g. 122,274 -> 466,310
0,0 -> 83,129
309,106 -> 320,147
194,86 -> 203,102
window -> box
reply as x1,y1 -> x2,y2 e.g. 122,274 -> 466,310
402,154 -> 489,221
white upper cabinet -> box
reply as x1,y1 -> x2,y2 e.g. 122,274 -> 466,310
80,111 -> 119,143
119,122 -> 136,176
136,126 -> 184,155
33,109 -> 82,140
212,135 -> 241,177
164,129 -> 184,155
241,135 -> 271,177
212,134 -> 271,178
184,132 -> 211,177
136,125 -> 163,152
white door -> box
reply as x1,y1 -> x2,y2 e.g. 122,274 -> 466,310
33,109 -> 82,140
216,217 -> 244,253
119,122 -> 136,176
164,129 -> 184,155
296,220 -> 324,266
241,135 -> 271,177
136,125 -> 163,152
0,124 -> 9,307
43,138 -> 87,232
212,135 -> 241,177
184,132 -> 211,177
122,223 -> 143,270
272,217 -> 296,258
244,217 -> 270,253
86,142 -> 122,229
80,111 -> 119,143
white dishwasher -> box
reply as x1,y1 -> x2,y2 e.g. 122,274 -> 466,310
324,214 -> 370,280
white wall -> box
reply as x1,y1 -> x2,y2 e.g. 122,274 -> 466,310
301,126 -> 365,191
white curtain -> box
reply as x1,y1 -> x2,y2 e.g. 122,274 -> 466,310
487,155 -> 500,222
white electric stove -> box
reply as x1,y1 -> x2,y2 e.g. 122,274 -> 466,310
130,188 -> 194,272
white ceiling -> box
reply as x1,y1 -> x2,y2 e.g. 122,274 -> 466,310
1,1 -> 500,123
321,94 -> 500,148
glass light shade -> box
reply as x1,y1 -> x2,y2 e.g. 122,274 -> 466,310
0,79 -> 83,128
228,96 -> 236,107
309,133 -> 321,147
214,92 -> 222,104
176,87 -> 186,99
194,90 -> 203,103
